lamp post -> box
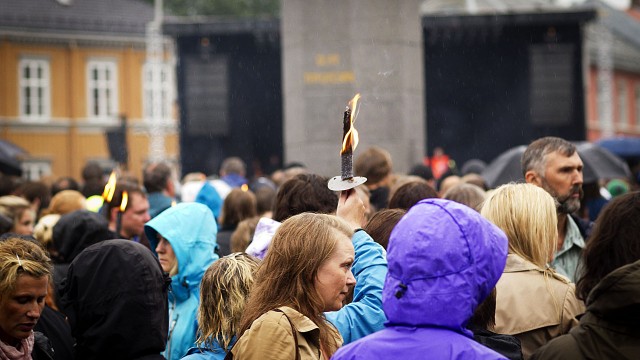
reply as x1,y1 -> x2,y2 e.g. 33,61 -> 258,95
146,0 -> 165,162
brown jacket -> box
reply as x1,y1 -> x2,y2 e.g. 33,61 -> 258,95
231,306 -> 343,360
495,254 -> 585,359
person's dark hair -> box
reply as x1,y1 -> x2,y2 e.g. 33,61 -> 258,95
0,174 -> 22,197
354,146 -> 392,184
104,182 -> 146,222
81,163 -> 106,197
219,189 -> 257,228
14,181 -> 51,211
409,164 -> 434,182
272,173 -> 338,222
220,157 -> 246,176
51,177 -> 80,196
521,136 -> 577,177
254,186 -> 276,216
283,162 -> 306,170
143,162 -> 172,193
461,159 -> 487,176
575,191 -> 640,301
469,288 -> 497,330
363,208 -> 406,249
0,214 -> 13,234
81,162 -> 103,182
81,180 -> 106,198
388,181 -> 438,210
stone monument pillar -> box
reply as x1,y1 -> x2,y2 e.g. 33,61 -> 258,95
281,0 -> 425,176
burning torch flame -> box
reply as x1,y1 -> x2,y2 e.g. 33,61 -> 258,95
341,93 -> 361,155
102,171 -> 117,203
120,191 -> 128,212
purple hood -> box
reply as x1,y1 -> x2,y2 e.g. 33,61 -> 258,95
383,199 -> 508,335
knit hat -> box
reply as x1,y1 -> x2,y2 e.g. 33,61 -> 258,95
607,179 -> 629,198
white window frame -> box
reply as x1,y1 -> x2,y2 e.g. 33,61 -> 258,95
617,79 -> 628,131
86,60 -> 118,122
21,160 -> 51,181
18,58 -> 50,122
142,62 -> 174,123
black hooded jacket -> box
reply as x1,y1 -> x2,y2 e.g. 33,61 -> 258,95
58,240 -> 170,360
51,210 -> 116,295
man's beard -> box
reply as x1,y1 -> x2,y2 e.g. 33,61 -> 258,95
540,179 -> 583,214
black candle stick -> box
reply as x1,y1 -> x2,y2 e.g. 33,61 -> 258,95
341,106 -> 354,180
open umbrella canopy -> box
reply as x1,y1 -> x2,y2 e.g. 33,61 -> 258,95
482,142 -> 632,189
596,137 -> 640,159
481,145 -> 527,189
575,142 -> 632,182
0,139 -> 27,177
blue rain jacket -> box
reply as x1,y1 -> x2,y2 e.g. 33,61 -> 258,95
325,229 -> 387,344
182,340 -> 228,360
145,203 -> 219,360
333,199 -> 508,360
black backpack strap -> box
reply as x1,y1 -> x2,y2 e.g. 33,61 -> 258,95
223,347 -> 234,360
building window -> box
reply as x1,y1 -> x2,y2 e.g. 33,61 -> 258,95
21,159 -> 51,181
19,58 -> 50,121
617,80 -> 628,130
143,63 -> 174,122
87,60 -> 118,121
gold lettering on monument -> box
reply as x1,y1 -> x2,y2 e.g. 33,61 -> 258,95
304,53 -> 355,84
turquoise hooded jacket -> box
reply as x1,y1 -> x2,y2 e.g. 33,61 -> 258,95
145,202 -> 219,360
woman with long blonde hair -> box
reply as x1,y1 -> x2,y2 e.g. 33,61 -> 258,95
182,253 -> 259,359
481,183 -> 585,358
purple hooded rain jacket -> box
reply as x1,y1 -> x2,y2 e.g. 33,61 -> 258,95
332,199 -> 509,360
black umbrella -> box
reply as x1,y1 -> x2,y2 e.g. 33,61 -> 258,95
0,139 -> 27,177
482,142 -> 632,189
481,145 -> 527,189
575,142 -> 632,182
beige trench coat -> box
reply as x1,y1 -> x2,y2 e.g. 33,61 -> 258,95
495,254 -> 586,359
231,306 -> 343,360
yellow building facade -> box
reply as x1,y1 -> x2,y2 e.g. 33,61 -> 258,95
0,0 -> 178,181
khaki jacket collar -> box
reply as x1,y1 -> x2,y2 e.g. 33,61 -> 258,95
278,306 -> 320,333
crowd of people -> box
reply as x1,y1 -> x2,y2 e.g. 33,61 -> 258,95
0,136 -> 638,359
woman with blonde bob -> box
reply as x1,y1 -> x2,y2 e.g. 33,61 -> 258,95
481,183 -> 585,358
0,237 -> 53,359
231,212 -> 357,359
182,253 -> 260,360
